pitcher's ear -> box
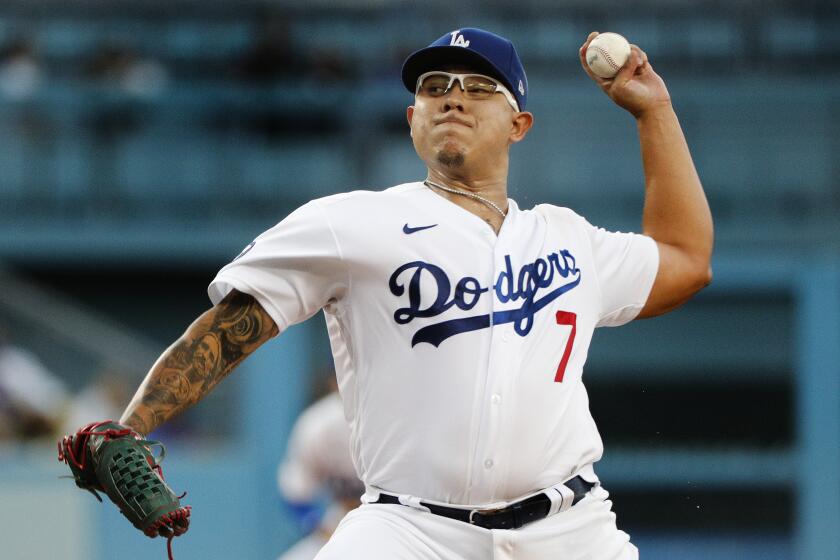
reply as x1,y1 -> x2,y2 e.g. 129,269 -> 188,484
510,111 -> 534,143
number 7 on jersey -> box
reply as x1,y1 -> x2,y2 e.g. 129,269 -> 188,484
554,311 -> 577,382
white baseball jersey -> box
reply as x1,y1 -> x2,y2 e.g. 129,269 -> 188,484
209,181 -> 658,506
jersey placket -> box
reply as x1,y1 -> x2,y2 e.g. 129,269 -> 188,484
468,223 -> 519,502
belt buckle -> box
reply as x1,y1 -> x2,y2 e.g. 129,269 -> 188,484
469,505 -> 506,527
469,507 -> 498,525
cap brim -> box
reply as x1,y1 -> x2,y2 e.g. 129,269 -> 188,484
401,46 -> 514,96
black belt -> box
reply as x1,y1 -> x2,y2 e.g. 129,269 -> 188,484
373,475 -> 593,530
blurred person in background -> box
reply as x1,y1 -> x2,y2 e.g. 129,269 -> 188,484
237,14 -> 304,85
84,42 -> 169,201
229,13 -> 346,140
277,382 -> 364,560
60,366 -> 132,436
236,12 -> 353,87
0,38 -> 43,100
0,36 -> 50,197
87,42 -> 169,98
0,328 -> 68,442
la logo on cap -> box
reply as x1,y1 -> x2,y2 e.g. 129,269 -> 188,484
449,30 -> 470,47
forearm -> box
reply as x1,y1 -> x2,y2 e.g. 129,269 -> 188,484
120,290 -> 278,435
638,104 -> 713,264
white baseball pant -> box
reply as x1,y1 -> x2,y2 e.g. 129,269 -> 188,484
314,484 -> 638,560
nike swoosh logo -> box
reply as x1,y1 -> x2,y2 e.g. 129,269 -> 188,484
403,223 -> 438,234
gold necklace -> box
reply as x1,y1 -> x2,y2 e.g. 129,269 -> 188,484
424,180 -> 507,218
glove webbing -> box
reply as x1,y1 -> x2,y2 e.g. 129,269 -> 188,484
58,423 -> 134,474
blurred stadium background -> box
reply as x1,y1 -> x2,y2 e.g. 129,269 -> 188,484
1,0 -> 838,558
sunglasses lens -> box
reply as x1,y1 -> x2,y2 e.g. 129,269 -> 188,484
462,76 -> 497,97
418,74 -> 452,96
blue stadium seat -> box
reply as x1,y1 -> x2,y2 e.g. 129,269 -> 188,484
229,139 -> 356,200
763,17 -> 818,56
366,141 -> 426,189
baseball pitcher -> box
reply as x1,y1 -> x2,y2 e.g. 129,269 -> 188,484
59,28 -> 713,560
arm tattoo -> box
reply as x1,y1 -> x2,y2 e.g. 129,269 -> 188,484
122,290 -> 278,434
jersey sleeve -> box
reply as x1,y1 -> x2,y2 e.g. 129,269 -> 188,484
207,200 -> 347,334
584,219 -> 659,327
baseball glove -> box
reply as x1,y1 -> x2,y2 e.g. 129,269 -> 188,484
57,420 -> 191,559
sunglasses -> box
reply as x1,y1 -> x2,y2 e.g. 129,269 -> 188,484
415,71 -> 519,111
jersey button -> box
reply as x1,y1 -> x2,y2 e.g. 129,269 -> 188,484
484,459 -> 494,469
491,394 -> 501,405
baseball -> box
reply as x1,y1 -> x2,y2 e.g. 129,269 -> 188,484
586,32 -> 631,78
